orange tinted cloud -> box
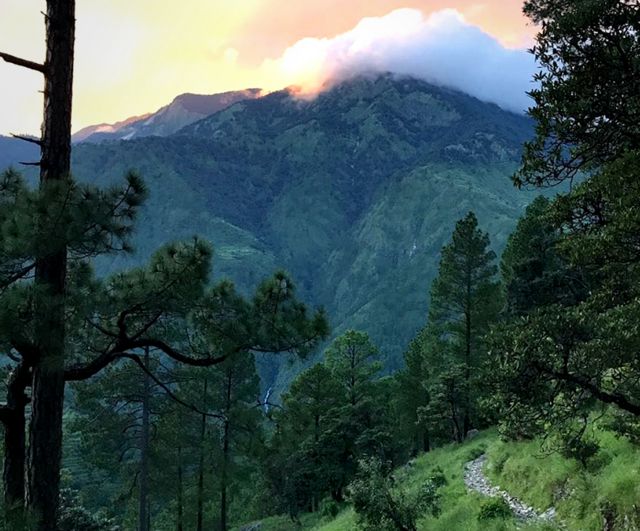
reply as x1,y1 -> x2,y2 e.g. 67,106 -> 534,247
0,1 -> 534,135
262,9 -> 535,112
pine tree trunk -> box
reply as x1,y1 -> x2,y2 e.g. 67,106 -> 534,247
3,363 -> 29,527
220,372 -> 233,531
139,349 -> 151,531
220,420 -> 229,531
463,271 -> 472,438
196,379 -> 208,531
422,430 -> 430,453
177,445 -> 184,531
26,1 -> 75,528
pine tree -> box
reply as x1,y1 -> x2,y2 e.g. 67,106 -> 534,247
427,212 -> 501,438
491,0 -> 640,443
394,328 -> 432,455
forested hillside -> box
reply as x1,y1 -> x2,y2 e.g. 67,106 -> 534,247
71,76 -> 533,382
1,0 -> 639,530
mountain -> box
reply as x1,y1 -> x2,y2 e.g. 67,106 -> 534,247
0,135 -> 39,171
0,75 -> 535,390
65,74 -> 535,391
71,89 -> 262,143
71,113 -> 153,143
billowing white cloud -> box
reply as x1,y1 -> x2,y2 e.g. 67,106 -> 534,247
264,8 -> 536,113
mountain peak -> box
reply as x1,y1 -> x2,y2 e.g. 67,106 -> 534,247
73,88 -> 262,144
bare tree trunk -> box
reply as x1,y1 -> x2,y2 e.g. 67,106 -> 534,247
220,420 -> 229,531
3,363 -> 29,528
27,1 -> 75,528
139,349 -> 151,531
177,445 -> 184,531
196,378 -> 208,531
219,372 -> 232,531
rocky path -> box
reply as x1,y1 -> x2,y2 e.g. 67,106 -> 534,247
464,455 -> 557,525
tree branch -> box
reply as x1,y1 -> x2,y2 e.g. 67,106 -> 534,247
64,351 -> 119,381
11,134 -> 42,147
0,52 -> 46,74
120,353 -> 225,419
124,338 -> 229,367
533,362 -> 640,416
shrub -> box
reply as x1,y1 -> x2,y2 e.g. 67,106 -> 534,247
427,466 -> 448,488
465,444 -> 487,462
58,489 -> 120,531
349,458 -> 441,531
478,497 -> 512,521
320,498 -> 341,518
559,434 -> 600,469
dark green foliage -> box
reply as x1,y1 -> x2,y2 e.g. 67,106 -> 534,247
491,0 -> 640,453
477,498 -> 511,521
264,331 -> 397,516
349,457 -> 441,531
424,212 -> 502,439
57,489 -> 120,531
325,330 -> 382,407
515,0 -> 640,187
394,329 -> 432,456
500,196 -> 585,316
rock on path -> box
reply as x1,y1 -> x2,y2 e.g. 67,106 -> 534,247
464,455 -> 557,524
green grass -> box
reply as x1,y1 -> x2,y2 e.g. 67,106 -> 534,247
486,427 -> 640,530
242,425 -> 640,530
268,431 -> 546,531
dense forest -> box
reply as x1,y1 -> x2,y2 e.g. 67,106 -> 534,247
1,0 -> 639,530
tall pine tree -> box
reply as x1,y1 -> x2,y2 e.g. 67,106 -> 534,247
427,212 -> 501,438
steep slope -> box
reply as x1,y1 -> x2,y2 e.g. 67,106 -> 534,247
40,75 -> 535,385
72,89 -> 261,143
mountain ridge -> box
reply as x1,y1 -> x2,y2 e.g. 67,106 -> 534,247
71,88 -> 262,143
67,75 -> 535,388
0,75 -> 535,390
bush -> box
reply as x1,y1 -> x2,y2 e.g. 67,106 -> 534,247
559,434 -> 600,469
427,466 -> 447,488
320,498 -> 341,518
465,444 -> 487,462
349,458 -> 441,531
477,498 -> 512,521
58,489 -> 120,531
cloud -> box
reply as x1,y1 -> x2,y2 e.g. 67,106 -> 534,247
263,8 -> 536,113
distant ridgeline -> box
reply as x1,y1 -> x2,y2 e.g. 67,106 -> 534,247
0,74 -> 535,392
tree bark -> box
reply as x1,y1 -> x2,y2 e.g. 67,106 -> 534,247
422,430 -> 430,453
26,2 -> 75,528
463,268 -> 472,437
196,378 -> 208,531
139,349 -> 151,531
220,371 -> 233,531
3,363 -> 29,528
177,445 -> 184,531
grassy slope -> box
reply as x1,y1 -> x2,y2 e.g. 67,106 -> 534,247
242,427 -> 640,531
486,427 -> 640,530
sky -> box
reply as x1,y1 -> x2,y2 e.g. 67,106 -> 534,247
0,1 -> 536,135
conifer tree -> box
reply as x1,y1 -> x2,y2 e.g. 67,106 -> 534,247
492,0 -> 640,442
427,212 -> 501,437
